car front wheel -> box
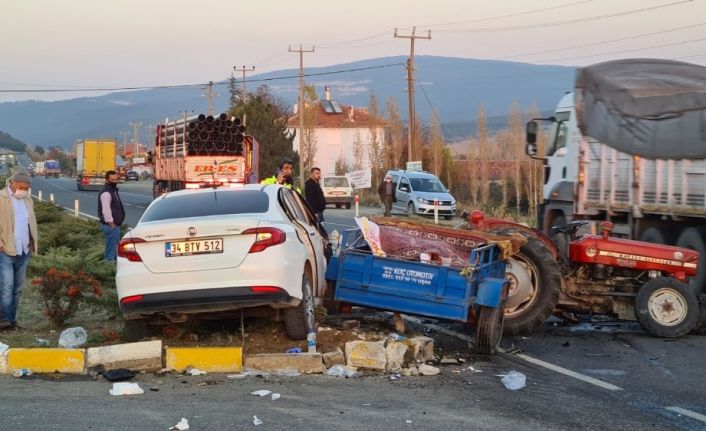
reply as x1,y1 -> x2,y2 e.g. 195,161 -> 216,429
284,269 -> 316,340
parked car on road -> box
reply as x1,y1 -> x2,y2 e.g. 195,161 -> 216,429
125,170 -> 140,181
385,169 -> 457,220
116,184 -> 329,341
322,176 -> 353,209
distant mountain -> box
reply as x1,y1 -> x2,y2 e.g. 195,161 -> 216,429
0,56 -> 575,149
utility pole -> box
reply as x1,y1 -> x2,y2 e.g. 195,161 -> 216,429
202,81 -> 218,115
233,66 -> 255,102
119,131 -> 129,156
289,44 -> 315,189
394,27 -> 431,163
128,121 -> 143,156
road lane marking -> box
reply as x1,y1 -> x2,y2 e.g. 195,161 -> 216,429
401,314 -> 623,392
32,193 -> 98,220
666,407 -> 706,424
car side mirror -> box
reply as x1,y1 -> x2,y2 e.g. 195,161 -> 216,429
525,120 -> 547,160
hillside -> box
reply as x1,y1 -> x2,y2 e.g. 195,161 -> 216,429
0,56 -> 574,149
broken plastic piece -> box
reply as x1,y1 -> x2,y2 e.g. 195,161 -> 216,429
58,327 -> 87,348
271,393 -> 281,401
251,389 -> 271,397
286,347 -> 302,354
168,418 -> 189,430
253,416 -> 263,426
109,382 -> 144,396
500,371 -> 526,390
273,368 -> 301,377
326,365 -> 360,378
186,367 -> 207,376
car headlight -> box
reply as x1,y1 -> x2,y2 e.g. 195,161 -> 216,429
417,197 -> 425,203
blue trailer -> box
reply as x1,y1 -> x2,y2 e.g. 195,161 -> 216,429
325,229 -> 509,354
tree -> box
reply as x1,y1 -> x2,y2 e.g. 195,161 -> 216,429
229,86 -> 297,182
384,98 -> 405,170
429,113 -> 444,177
227,74 -> 243,108
334,152 -> 350,175
300,85 -> 319,182
366,92 -> 385,189
351,130 -> 364,171
477,105 -> 490,204
34,145 -> 45,155
508,102 -> 524,214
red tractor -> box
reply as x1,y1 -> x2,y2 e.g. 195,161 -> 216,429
465,211 -> 702,338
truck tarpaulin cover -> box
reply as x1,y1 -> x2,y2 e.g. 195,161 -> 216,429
575,58 -> 706,159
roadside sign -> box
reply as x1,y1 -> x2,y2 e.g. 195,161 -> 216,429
406,161 -> 423,172
346,168 -> 371,189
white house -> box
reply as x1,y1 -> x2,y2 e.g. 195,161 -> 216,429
287,87 -> 386,176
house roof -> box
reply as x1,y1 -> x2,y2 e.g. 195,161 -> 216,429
287,101 -> 387,129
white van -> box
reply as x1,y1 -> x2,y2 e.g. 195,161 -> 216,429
322,176 -> 353,209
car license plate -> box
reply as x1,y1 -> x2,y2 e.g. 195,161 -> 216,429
165,238 -> 223,257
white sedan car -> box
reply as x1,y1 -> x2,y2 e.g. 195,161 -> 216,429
116,184 -> 328,341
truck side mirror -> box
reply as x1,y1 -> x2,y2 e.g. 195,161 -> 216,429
525,120 -> 546,160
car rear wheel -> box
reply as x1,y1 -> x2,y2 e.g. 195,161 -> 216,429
284,269 -> 316,340
635,277 -> 699,337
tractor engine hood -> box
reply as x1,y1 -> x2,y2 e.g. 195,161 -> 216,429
569,235 -> 699,277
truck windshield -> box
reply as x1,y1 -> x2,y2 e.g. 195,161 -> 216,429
546,111 -> 571,157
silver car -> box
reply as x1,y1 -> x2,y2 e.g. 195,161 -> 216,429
386,169 -> 457,220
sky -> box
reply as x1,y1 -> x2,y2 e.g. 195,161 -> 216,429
1,0 -> 704,102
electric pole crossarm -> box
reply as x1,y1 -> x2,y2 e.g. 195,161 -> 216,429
233,66 -> 255,102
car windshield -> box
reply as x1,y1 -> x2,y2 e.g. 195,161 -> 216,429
141,190 -> 269,222
323,177 -> 349,187
409,178 -> 446,192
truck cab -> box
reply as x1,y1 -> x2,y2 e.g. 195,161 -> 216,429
534,92 -> 580,234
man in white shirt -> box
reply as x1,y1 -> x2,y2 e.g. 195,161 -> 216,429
0,172 -> 38,330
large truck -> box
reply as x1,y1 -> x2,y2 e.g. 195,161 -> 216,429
151,113 -> 259,198
44,159 -> 61,178
35,161 -> 45,176
527,58 -> 706,294
75,139 -> 118,190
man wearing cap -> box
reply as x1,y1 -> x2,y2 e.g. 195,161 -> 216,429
377,175 -> 397,217
98,170 -> 125,262
0,172 -> 38,330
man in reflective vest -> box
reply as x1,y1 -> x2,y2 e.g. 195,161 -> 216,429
261,158 -> 298,191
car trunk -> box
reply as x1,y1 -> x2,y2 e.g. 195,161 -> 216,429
130,217 -> 261,273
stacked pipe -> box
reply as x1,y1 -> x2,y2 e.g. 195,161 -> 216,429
156,113 -> 247,157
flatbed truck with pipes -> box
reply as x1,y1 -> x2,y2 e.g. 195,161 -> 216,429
149,113 -> 259,198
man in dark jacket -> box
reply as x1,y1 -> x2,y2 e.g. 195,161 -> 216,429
98,170 -> 126,262
304,167 -> 326,222
378,174 -> 396,217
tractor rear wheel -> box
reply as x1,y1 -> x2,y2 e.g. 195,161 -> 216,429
492,230 -> 561,336
635,277 -> 699,337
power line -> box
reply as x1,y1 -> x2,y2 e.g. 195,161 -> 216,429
0,63 -> 404,93
532,36 -> 706,63
436,0 -> 693,33
416,0 -> 593,28
498,22 -> 706,59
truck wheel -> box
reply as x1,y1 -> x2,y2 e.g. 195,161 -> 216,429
123,319 -> 151,342
475,304 -> 504,355
676,227 -> 706,294
346,202 -> 351,209
336,203 -> 342,209
492,231 -> 561,336
407,202 -> 416,217
639,226 -> 672,245
284,269 -> 316,340
635,277 -> 699,337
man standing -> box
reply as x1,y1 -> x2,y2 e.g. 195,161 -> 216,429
0,172 -> 38,330
304,167 -> 326,222
377,174 -> 396,217
98,170 -> 125,262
